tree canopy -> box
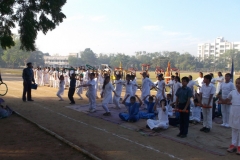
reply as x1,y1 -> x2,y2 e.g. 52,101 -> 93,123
0,0 -> 66,51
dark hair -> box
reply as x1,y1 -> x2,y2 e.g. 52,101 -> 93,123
158,74 -> 164,79
102,76 -> 110,90
175,76 -> 181,82
209,73 -> 214,77
149,96 -> 154,101
167,93 -> 172,97
175,72 -> 179,76
218,72 -> 223,76
116,74 -> 122,79
189,75 -> 192,80
126,74 -> 131,84
181,76 -> 189,83
160,99 -> 166,106
199,72 -> 203,76
131,75 -> 135,80
225,73 -> 232,78
27,62 -> 32,66
204,74 -> 212,81
130,96 -> 136,101
193,98 -> 198,103
90,73 -> 95,77
171,75 -> 175,78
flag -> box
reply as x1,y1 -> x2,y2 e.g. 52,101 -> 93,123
230,58 -> 234,82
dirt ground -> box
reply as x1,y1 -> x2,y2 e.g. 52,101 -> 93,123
1,73 -> 240,160
0,114 -> 89,160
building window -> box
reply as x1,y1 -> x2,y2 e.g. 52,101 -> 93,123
204,50 -> 208,52
220,45 -> 224,48
234,44 -> 239,47
199,50 -> 201,53
216,43 -> 219,45
226,45 -> 230,47
220,50 -> 224,53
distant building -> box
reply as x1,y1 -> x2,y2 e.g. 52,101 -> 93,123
198,37 -> 240,60
44,54 -> 69,67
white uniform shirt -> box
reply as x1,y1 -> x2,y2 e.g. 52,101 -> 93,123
141,77 -> 154,96
220,82 -> 235,99
155,80 -> 165,95
200,84 -> 216,98
125,81 -> 133,94
187,80 -> 196,92
157,106 -> 173,124
115,79 -> 123,95
195,77 -> 204,87
87,79 -> 96,93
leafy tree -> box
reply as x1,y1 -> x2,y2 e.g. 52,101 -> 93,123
28,51 -> 45,67
68,56 -> 83,67
80,48 -> 97,65
0,0 -> 66,51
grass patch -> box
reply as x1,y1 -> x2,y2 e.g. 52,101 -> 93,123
0,68 -> 23,76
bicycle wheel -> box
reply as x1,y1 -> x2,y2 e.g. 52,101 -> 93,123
0,82 -> 8,96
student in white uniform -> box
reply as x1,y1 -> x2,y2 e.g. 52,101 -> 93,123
77,73 -> 96,112
94,74 -> 99,98
199,75 -> 216,133
154,74 -> 166,100
124,74 -> 133,103
209,73 -> 216,87
41,68 -> 46,86
76,74 -> 84,100
131,75 -> 138,95
141,72 -> 155,108
36,68 -> 42,85
215,72 -> 224,94
221,78 -> 240,154
219,73 -> 235,128
113,75 -> 124,108
194,72 -> 204,93
190,99 -> 201,123
49,68 -> 54,87
101,76 -> 119,116
56,74 -> 65,101
173,76 -> 182,103
146,98 -> 173,131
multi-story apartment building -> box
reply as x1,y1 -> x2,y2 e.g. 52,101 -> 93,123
198,37 -> 240,60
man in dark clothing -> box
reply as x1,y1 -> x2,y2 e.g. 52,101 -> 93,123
68,71 -> 76,104
22,62 -> 35,102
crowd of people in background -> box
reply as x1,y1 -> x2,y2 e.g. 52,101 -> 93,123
20,63 -> 240,155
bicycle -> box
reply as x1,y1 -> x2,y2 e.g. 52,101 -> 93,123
0,73 -> 8,96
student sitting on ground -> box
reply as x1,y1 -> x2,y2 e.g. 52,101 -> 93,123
190,99 -> 201,124
119,95 -> 142,122
146,98 -> 173,131
0,99 -> 13,119
138,95 -> 155,119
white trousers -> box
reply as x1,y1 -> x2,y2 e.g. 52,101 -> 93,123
88,93 -> 96,110
113,95 -> 121,108
102,103 -> 110,112
147,119 -> 168,130
221,104 -> 231,125
232,128 -> 240,146
202,98 -> 212,128
49,80 -> 53,87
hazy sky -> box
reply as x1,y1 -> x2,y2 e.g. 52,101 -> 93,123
15,0 -> 240,56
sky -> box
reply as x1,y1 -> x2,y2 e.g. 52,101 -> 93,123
12,0 -> 240,56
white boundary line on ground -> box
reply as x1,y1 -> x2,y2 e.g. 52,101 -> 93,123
7,87 -> 183,160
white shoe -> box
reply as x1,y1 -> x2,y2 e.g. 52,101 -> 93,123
221,123 -> 226,127
89,109 -> 96,113
225,124 -> 230,128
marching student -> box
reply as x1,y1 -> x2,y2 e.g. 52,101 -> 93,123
77,73 -> 96,112
49,67 -> 54,87
138,95 -> 155,119
131,75 -> 138,95
36,67 -> 42,85
76,74 -> 84,100
141,72 -> 155,108
113,74 -> 124,109
220,78 -> 240,154
68,72 -> 76,104
101,76 -> 119,116
187,75 -> 196,95
199,74 -> 216,133
123,74 -> 133,103
194,72 -> 204,93
56,74 -> 65,101
119,95 -> 142,122
175,76 -> 192,138
146,98 -> 173,131
173,76 -> 182,103
154,74 -> 166,100
219,73 -> 235,128
216,72 -> 224,94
